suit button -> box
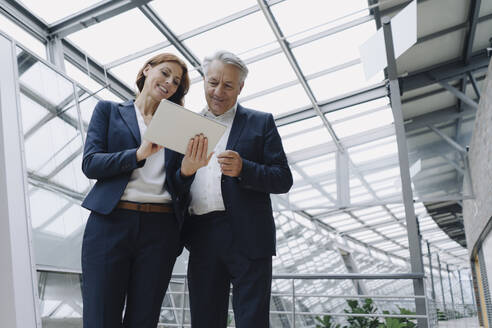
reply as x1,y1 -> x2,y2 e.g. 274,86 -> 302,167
221,179 -> 225,183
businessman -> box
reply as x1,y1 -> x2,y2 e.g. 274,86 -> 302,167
181,50 -> 293,327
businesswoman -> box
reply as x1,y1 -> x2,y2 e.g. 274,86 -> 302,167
81,53 -> 210,328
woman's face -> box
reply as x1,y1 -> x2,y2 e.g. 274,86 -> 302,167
142,61 -> 183,101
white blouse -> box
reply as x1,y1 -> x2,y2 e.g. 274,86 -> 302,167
120,104 -> 172,204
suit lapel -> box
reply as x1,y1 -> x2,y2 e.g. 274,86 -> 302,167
226,104 -> 246,150
118,100 -> 141,145
165,148 -> 173,168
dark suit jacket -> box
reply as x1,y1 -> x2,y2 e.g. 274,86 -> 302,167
182,104 -> 293,259
81,99 -> 193,229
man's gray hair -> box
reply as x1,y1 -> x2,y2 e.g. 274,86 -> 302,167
202,50 -> 249,84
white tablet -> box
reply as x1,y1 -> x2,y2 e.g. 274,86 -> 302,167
143,99 -> 227,156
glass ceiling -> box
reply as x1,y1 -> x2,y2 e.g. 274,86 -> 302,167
2,0 -> 478,317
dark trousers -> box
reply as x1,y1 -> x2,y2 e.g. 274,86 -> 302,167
185,212 -> 272,328
82,208 -> 180,328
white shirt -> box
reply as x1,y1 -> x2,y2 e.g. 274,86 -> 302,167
120,104 -> 172,203
188,103 -> 237,215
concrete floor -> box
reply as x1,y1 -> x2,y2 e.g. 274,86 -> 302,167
438,317 -> 480,327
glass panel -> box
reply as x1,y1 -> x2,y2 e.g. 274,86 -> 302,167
330,105 -> 393,139
20,0 -> 102,24
151,0 -> 257,35
184,79 -> 205,112
241,84 -> 311,116
0,15 -> 46,59
292,20 -> 376,76
348,133 -> 402,205
19,58 -> 74,105
17,47 -> 87,270
38,271 -> 82,327
184,11 -> 278,60
309,63 -> 384,101
64,61 -> 123,103
271,0 -> 369,37
67,9 -> 168,64
406,122 -> 471,200
282,124 -> 332,153
240,53 -> 297,99
109,45 -> 201,89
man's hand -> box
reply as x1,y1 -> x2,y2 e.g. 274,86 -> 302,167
181,134 -> 213,177
218,150 -> 242,177
136,139 -> 163,162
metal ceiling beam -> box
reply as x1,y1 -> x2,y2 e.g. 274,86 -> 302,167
382,16 -> 427,325
61,39 -> 134,100
287,124 -> 395,164
105,0 -> 286,69
45,146 -> 83,179
24,113 -> 55,140
368,0 -> 382,29
258,0 -> 344,152
404,104 -> 476,133
17,50 -> 39,75
189,13 -> 373,84
341,218 -> 405,235
290,134 -> 471,201
427,124 -> 467,154
402,73 -> 486,106
439,154 -> 465,175
438,81 -> 479,109
401,52 -> 490,93
48,0 -> 152,38
378,0 -> 431,17
275,82 -> 387,126
463,0 -> 482,65
19,83 -> 80,130
468,71 -> 482,99
138,4 -> 203,76
28,172 -> 85,202
455,0 -> 481,158
415,12 -> 492,45
107,1 -> 492,72
293,162 -> 408,255
0,0 -> 48,42
239,58 -> 361,103
274,195 -> 412,265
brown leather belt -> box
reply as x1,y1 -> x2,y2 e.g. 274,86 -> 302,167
116,201 -> 173,213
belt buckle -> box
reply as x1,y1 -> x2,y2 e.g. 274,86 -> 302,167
139,203 -> 151,212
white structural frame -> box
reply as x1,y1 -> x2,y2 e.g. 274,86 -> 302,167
0,32 -> 41,328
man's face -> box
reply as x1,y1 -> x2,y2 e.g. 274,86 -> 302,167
204,60 -> 243,116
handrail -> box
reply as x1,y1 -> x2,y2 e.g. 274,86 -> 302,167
169,272 -> 425,280
36,267 -> 425,280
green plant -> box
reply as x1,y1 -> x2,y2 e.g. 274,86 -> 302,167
343,298 -> 381,328
377,307 -> 417,328
436,308 -> 448,321
396,307 -> 416,328
378,311 -> 407,328
315,314 -> 341,328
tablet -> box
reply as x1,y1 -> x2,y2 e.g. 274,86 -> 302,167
143,99 -> 227,156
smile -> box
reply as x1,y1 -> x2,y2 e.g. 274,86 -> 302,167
212,96 -> 224,102
158,85 -> 168,95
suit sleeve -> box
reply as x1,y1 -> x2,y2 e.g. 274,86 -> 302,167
166,153 -> 195,197
237,113 -> 293,194
82,101 -> 144,180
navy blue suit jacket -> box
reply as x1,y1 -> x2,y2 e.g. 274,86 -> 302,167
183,104 -> 293,259
81,100 -> 193,229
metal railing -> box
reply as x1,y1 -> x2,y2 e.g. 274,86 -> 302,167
35,268 -> 478,327
429,301 -> 477,322
157,273 -> 430,328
